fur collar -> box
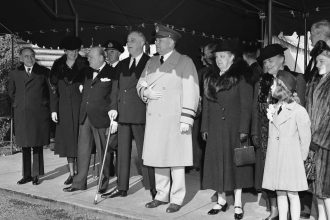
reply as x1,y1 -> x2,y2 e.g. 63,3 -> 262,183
204,58 -> 249,101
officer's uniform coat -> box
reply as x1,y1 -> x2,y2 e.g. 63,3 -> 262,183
137,50 -> 200,167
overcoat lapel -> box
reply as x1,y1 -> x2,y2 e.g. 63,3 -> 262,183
147,50 -> 180,86
273,102 -> 295,128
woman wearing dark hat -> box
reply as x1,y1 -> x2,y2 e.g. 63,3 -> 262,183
201,39 -> 254,219
305,40 -> 330,220
251,43 -> 306,220
50,36 -> 88,185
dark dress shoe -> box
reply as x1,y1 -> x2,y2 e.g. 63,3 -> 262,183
145,200 -> 168,208
64,175 -> 73,185
98,188 -> 107,194
150,189 -> 157,200
63,186 -> 81,192
264,216 -> 279,220
300,212 -> 311,219
166,203 -> 181,213
207,202 -> 228,215
17,176 -> 32,185
32,176 -> 40,185
101,189 -> 127,198
234,206 -> 244,220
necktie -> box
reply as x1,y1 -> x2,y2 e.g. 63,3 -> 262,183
26,67 -> 31,76
160,56 -> 164,64
93,69 -> 100,80
277,106 -> 282,115
129,58 -> 136,72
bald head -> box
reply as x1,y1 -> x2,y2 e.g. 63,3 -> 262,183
311,20 -> 330,47
87,47 -> 105,69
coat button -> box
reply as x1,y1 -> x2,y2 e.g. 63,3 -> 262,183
86,102 -> 89,104
276,137 -> 279,140
124,89 -> 127,92
222,117 -> 225,120
222,107 -> 225,111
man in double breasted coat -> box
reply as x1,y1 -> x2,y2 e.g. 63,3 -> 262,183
101,31 -> 156,199
137,25 -> 200,213
8,47 -> 52,185
63,47 -> 118,193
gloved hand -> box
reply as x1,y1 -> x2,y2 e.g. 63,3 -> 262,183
251,135 -> 260,148
239,133 -> 248,145
201,132 -> 208,141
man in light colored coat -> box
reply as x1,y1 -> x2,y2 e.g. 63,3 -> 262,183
137,24 -> 199,213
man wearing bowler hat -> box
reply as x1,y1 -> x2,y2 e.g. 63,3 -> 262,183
137,24 -> 199,213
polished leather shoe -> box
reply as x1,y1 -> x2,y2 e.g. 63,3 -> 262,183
208,202 -> 228,215
234,206 -> 244,220
101,189 -> 127,198
63,186 -> 81,192
145,200 -> 168,208
98,188 -> 107,194
264,215 -> 279,220
150,189 -> 157,200
166,203 -> 181,213
32,176 -> 40,185
17,176 -> 32,185
300,212 -> 311,219
64,175 -> 73,185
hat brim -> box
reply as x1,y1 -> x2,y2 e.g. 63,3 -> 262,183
257,47 -> 287,62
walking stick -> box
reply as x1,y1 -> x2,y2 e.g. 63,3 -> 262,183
94,119 -> 113,205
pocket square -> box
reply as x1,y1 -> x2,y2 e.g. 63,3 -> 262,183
100,78 -> 111,82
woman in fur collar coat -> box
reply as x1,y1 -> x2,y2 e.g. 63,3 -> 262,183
306,40 -> 330,220
201,40 -> 253,219
49,36 -> 88,185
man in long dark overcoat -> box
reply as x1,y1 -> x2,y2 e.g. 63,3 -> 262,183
8,47 -> 52,185
101,31 -> 156,199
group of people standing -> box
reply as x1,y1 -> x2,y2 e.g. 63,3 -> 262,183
8,19 -> 330,219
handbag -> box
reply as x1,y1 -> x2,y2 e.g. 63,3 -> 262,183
304,150 -> 316,181
234,145 -> 256,166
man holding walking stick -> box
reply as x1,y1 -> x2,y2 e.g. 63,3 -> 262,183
63,46 -> 118,193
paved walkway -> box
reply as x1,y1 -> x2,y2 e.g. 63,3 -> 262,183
0,147 -> 317,220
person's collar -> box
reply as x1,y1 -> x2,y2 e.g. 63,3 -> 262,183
24,65 -> 34,71
162,50 -> 173,62
131,52 -> 143,65
111,60 -> 119,67
97,62 -> 106,72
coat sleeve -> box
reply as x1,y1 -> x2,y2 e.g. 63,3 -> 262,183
109,69 -> 119,112
49,61 -> 59,113
8,70 -> 15,103
239,76 -> 253,134
251,81 -> 260,136
200,94 -> 209,133
296,73 -> 306,106
296,107 -> 311,160
180,57 -> 200,126
136,60 -> 150,103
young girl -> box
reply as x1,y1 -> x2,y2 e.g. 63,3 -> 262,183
262,70 -> 311,220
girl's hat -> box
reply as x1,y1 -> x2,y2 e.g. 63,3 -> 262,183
277,70 -> 296,93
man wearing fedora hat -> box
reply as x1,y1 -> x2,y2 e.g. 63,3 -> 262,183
137,24 -> 199,213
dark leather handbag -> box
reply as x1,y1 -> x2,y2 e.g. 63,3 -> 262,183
234,145 -> 256,166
